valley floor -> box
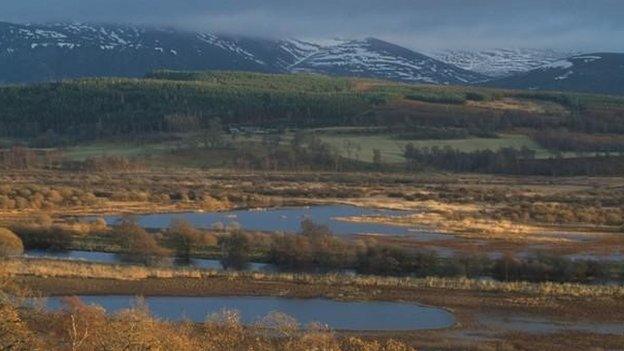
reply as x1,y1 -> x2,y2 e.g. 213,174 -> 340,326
1,169 -> 623,350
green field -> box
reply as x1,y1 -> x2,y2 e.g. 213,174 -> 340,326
61,134 -> 265,168
63,142 -> 177,161
318,133 -> 553,163
62,131 -> 594,167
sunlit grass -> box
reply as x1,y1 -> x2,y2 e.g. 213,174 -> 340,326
4,259 -> 623,299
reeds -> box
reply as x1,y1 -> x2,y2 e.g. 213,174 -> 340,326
3,258 -> 623,298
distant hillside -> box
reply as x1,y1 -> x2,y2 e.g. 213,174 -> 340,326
1,70 -> 623,143
0,22 -> 286,83
429,48 -> 576,78
289,38 -> 487,84
0,22 -> 485,85
1,22 -> 623,95
487,53 -> 624,95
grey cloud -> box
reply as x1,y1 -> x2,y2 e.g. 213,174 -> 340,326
1,0 -> 623,51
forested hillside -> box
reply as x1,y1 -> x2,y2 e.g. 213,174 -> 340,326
2,70 -> 624,141
0,72 -> 382,139
2,70 -> 624,175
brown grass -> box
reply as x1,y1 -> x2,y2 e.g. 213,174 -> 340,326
1,168 -> 622,259
4,259 -> 623,299
466,97 -> 568,114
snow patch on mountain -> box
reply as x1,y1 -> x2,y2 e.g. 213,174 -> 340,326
544,59 -> 573,69
196,33 -> 265,65
486,52 -> 624,95
555,71 -> 574,80
539,55 -> 605,72
279,39 -> 322,65
290,38 -> 486,84
0,22 -> 268,66
429,48 -> 577,78
532,54 -> 609,81
575,55 -> 602,63
0,22 -> 490,85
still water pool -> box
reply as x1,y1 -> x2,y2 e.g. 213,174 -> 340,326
43,295 -> 455,331
100,205 -> 447,239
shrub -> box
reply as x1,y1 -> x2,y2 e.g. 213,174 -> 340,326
270,234 -> 314,270
9,294 -> 416,351
219,230 -> 251,270
0,228 -> 23,258
405,91 -> 466,104
465,91 -> 489,101
114,219 -> 171,266
300,219 -> 332,239
11,225 -> 73,251
165,219 -> 203,259
269,220 -> 354,272
0,304 -> 42,350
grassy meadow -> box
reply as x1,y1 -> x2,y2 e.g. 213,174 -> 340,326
318,133 -> 547,163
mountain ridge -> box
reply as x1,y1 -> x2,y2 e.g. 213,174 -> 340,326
429,48 -> 579,78
0,22 -> 486,85
289,37 -> 488,84
1,21 -> 623,95
486,52 -> 624,95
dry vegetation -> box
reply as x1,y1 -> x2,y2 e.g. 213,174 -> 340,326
0,294 -> 416,351
3,259 -> 623,299
0,227 -> 23,257
0,169 -> 622,349
0,169 -> 623,259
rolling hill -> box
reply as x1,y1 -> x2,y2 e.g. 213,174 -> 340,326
289,38 -> 487,84
429,48 -> 576,78
487,53 -> 624,95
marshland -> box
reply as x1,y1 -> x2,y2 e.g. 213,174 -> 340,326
1,71 -> 624,350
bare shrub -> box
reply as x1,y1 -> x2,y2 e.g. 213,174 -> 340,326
165,219 -> 203,259
219,230 -> 251,270
115,219 -> 171,265
0,228 -> 24,258
0,304 -> 43,350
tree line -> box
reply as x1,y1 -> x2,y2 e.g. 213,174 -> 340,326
532,130 -> 624,153
403,144 -> 624,176
12,217 -> 620,285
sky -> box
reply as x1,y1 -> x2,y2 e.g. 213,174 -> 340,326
1,0 -> 623,52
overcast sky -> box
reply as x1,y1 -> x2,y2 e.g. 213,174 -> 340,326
1,0 -> 623,52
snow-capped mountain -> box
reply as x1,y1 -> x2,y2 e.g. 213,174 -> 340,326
0,22 -> 486,85
429,48 -> 577,78
290,38 -> 487,84
278,39 -> 323,67
2,22 -> 622,95
0,22 -> 285,83
487,53 -> 624,95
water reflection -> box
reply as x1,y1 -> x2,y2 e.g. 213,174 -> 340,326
99,205 -> 448,240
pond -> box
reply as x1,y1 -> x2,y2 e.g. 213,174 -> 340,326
42,295 -> 455,331
23,249 -> 275,272
99,205 -> 449,240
